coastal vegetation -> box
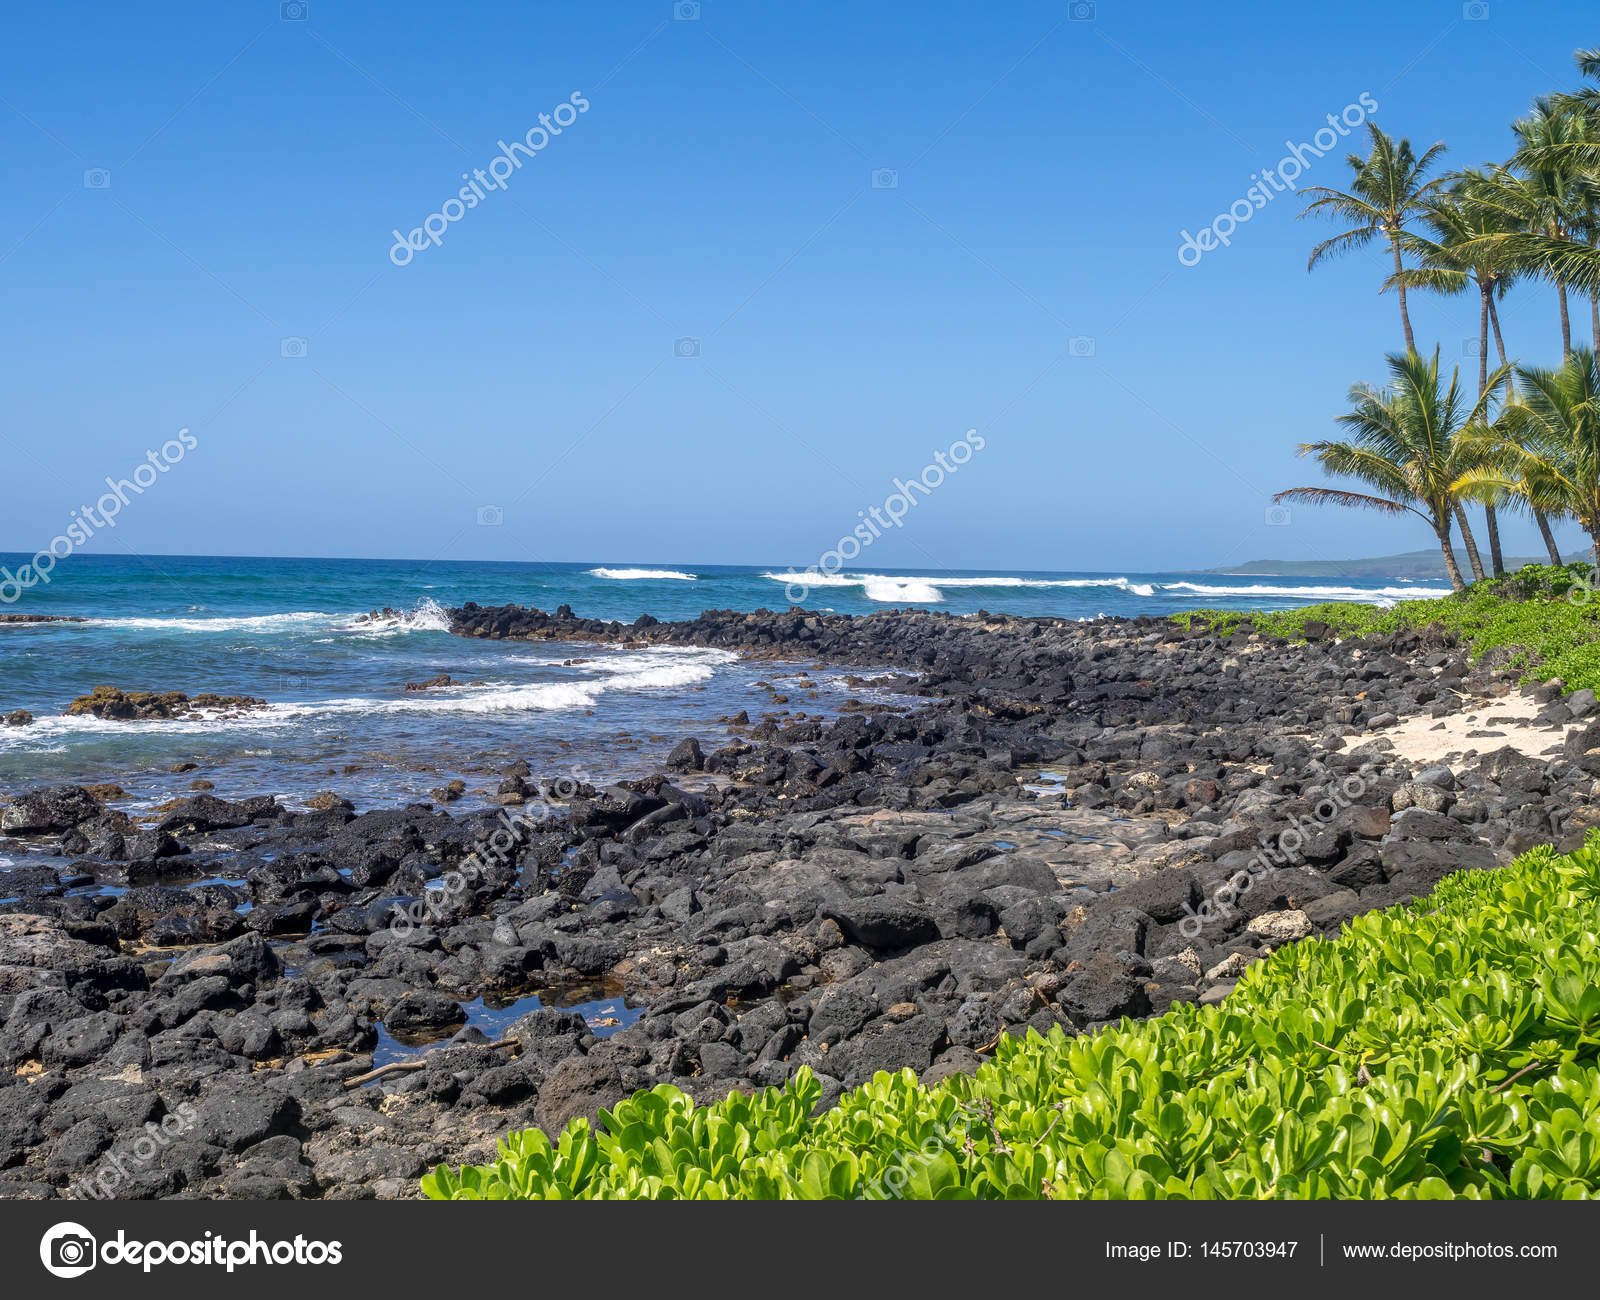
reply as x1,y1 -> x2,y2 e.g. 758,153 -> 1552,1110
1176,560 -> 1600,691
1283,47 -> 1600,585
422,836 -> 1600,1199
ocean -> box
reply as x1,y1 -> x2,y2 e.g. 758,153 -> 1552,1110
0,554 -> 1449,813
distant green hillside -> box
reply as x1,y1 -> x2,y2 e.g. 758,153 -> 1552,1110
1202,549 -> 1577,580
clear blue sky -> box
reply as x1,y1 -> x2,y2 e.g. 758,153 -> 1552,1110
2,0 -> 1595,573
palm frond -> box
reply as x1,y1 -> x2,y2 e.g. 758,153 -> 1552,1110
1272,487 -> 1417,517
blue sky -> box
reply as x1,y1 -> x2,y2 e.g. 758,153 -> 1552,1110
2,0 -> 1596,573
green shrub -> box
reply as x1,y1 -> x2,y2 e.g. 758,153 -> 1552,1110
422,838 -> 1600,1200
1479,562 -> 1596,603
1175,566 -> 1600,691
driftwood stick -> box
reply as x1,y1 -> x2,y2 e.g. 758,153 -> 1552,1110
1492,1061 -> 1547,1094
344,1036 -> 518,1088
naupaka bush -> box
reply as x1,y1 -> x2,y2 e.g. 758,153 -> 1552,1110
423,837 -> 1600,1200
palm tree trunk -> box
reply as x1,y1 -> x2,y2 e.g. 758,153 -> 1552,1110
1592,292 -> 1600,352
1476,283 -> 1504,577
1500,288 -> 1562,568
1437,526 -> 1466,593
1477,284 -> 1490,397
1536,508 -> 1564,565
1454,503 -> 1485,582
1559,282 -> 1572,359
1488,293 -> 1513,402
1392,237 -> 1416,353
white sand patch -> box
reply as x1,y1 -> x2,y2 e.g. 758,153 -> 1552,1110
1352,688 -> 1576,767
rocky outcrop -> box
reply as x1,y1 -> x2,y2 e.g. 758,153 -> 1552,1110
64,687 -> 269,721
1,606 -> 1594,1199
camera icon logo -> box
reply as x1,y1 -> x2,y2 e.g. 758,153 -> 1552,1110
674,337 -> 701,358
1266,504 -> 1292,527
1462,337 -> 1482,357
83,168 -> 111,190
280,337 -> 308,359
1068,336 -> 1096,358
477,505 -> 504,526
1069,0 -> 1096,19
1462,1 -> 1489,19
40,1223 -> 97,1278
674,1 -> 700,19
871,168 -> 899,189
281,1 -> 309,18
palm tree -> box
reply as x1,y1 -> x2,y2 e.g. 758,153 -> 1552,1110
1472,100 -> 1600,348
1275,350 -> 1505,592
1476,47 -> 1600,303
1458,349 -> 1600,570
1514,100 -> 1595,354
1299,124 -> 1448,353
1459,102 -> 1598,564
1390,174 -> 1519,573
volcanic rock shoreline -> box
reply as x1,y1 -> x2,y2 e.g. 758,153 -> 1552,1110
2,603 -> 1597,1200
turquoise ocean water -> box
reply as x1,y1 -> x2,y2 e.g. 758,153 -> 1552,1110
0,554 -> 1448,811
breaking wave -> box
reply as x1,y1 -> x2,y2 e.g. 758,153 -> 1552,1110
588,568 -> 697,581
763,572 -> 1158,602
337,598 -> 453,634
1159,582 -> 1452,603
88,611 -> 336,633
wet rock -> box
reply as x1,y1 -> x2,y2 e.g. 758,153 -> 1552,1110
65,686 -> 268,721
157,794 -> 278,834
384,990 -> 467,1036
666,738 -> 704,771
2,786 -> 102,834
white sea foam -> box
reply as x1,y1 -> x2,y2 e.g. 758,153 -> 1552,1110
84,597 -> 459,636
762,572 -> 1158,601
763,571 -> 942,601
337,597 -> 453,635
588,568 -> 697,581
0,647 -> 738,747
89,611 -> 336,633
1160,582 -> 1452,602
587,646 -> 738,677
277,650 -> 732,716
